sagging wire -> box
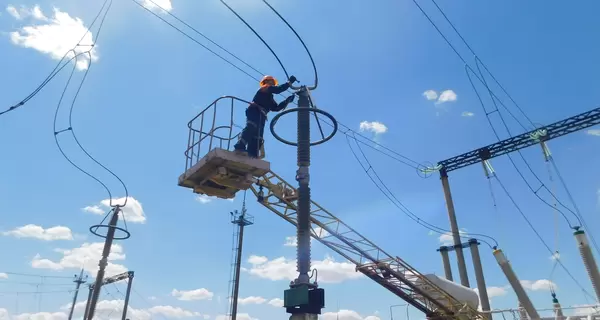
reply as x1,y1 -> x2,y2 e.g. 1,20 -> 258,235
130,0 -> 261,82
410,0 -> 531,132
219,0 -> 327,140
346,131 -> 498,249
261,0 -> 319,89
1,0 -> 113,117
548,153 -> 600,257
466,65 -> 579,229
219,0 -> 289,80
426,0 -> 535,128
52,0 -> 129,209
131,0 -> 424,171
489,170 -> 597,302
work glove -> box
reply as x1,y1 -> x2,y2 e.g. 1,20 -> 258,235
286,95 -> 295,104
288,75 -> 297,84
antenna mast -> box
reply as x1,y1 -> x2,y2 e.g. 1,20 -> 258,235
227,196 -> 254,320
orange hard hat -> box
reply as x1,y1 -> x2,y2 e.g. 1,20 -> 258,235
260,75 -> 278,87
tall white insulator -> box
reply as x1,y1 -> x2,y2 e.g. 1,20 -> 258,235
493,248 -> 540,319
574,228 -> 600,302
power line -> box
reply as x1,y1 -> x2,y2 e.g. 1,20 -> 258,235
426,0 -> 535,127
1,272 -> 74,279
1,0 -> 112,118
491,172 -> 597,302
131,0 -> 423,171
52,0 -> 130,208
409,0 -> 532,131
346,132 -> 498,248
414,0 -> 596,247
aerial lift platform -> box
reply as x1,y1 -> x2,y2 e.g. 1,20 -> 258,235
178,95 -> 483,320
177,96 -> 270,199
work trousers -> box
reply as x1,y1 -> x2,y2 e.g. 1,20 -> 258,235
236,107 -> 266,158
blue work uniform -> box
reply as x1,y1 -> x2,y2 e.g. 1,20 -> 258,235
234,82 -> 292,158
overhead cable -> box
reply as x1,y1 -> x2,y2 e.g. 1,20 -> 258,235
131,0 -> 423,171
491,172 -> 597,302
346,131 -> 498,249
1,0 -> 112,117
52,0 -> 129,208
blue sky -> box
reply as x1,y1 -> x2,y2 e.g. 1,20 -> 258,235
1,0 -> 600,319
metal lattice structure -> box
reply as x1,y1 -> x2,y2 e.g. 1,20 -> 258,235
249,171 -> 482,319
438,106 -> 600,172
179,95 -> 483,319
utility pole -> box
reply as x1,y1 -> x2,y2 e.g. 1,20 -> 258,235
122,271 -> 134,320
437,246 -> 453,281
439,168 -> 470,288
68,269 -> 87,320
468,239 -> 491,319
228,200 -> 253,320
87,206 -> 131,320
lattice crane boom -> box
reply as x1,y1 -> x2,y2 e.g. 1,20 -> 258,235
249,171 -> 482,319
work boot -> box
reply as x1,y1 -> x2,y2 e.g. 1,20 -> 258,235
234,141 -> 246,153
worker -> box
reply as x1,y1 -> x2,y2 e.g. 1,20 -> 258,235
234,75 -> 297,158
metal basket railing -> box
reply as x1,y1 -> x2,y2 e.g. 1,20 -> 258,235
184,96 -> 253,172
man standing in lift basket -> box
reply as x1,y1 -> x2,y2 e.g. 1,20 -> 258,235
234,74 -> 297,158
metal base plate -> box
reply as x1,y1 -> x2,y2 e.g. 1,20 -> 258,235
178,148 -> 270,199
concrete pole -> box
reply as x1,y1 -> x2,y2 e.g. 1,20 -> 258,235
574,228 -> 600,302
438,246 -> 453,281
82,285 -> 93,320
468,239 -> 492,319
493,248 -> 539,319
87,207 -> 121,320
67,269 -> 85,320
440,169 -> 470,287
122,272 -> 134,320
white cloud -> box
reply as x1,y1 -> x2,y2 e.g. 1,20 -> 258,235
82,205 -> 104,215
437,229 -> 468,246
12,312 -> 67,320
520,279 -> 556,291
0,273 -> 7,279
586,129 -> 600,136
6,5 -> 22,19
359,121 -> 388,135
216,314 -> 255,320
237,296 -> 266,305
84,197 -> 147,224
2,224 -> 73,241
245,254 -> 362,283
62,299 -> 202,320
8,6 -> 98,70
196,194 -> 234,204
474,286 -> 508,300
142,0 -> 173,12
31,242 -> 127,277
196,195 -> 213,204
321,310 -> 380,320
437,90 -> 457,104
6,5 -> 47,20
171,288 -> 214,301
423,90 -> 438,101
148,306 -> 201,318
268,298 -> 284,307
461,111 -> 475,117
573,304 -> 600,316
